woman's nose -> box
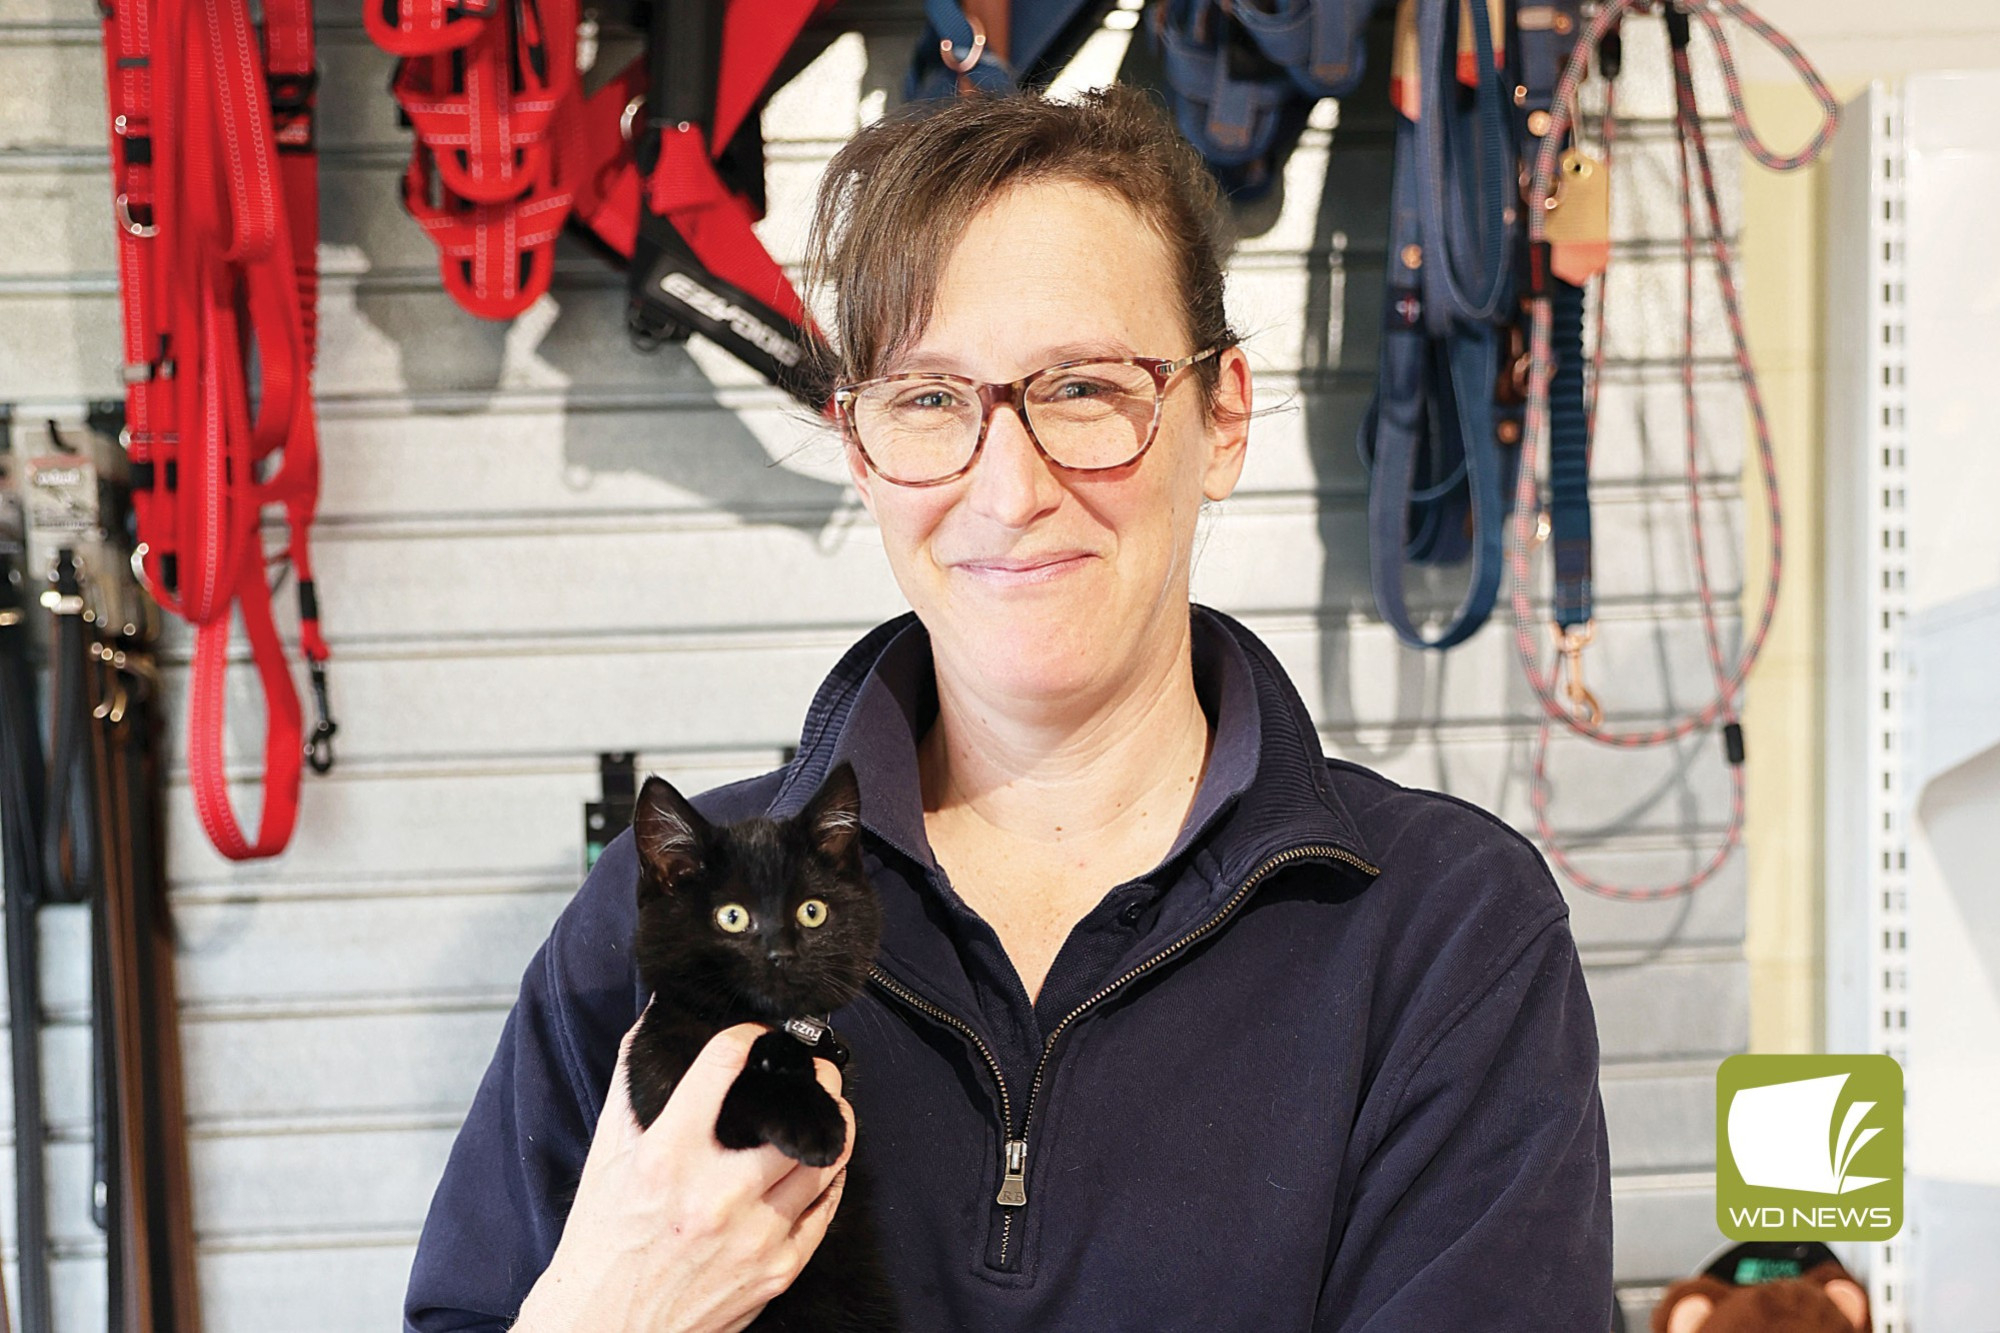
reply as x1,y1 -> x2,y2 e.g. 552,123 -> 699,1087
967,399 -> 1063,527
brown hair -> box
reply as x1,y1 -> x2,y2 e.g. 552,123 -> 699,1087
801,84 -> 1240,413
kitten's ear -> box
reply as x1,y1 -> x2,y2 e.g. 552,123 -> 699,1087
801,759 -> 862,863
633,775 -> 708,899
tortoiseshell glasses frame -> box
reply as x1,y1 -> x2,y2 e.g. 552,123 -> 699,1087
831,345 -> 1224,487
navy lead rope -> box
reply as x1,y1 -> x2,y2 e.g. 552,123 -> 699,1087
1547,277 -> 1592,632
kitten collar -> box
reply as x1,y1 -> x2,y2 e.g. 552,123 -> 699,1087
781,1014 -> 851,1069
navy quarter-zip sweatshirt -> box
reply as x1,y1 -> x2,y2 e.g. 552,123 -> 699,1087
405,604 -> 1615,1331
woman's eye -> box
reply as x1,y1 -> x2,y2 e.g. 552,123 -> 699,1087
795,898 -> 829,928
1049,377 -> 1110,400
891,385 -> 964,413
714,904 -> 752,933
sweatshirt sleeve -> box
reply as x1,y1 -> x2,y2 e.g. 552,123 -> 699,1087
1314,909 -> 1615,1332
402,832 -> 643,1333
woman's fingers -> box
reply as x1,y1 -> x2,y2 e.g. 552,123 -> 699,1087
640,1021 -> 760,1165
810,1048 -> 845,1102
787,1163 -> 849,1256
644,1022 -> 834,1204
524,1011 -> 861,1332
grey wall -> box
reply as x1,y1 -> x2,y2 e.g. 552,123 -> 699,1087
0,3 -> 1748,1327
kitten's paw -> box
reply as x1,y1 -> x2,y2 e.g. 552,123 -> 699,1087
716,1074 -> 848,1167
763,1089 -> 847,1167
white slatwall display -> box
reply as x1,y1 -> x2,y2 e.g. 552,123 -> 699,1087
1823,80 -> 1911,1332
0,3 -> 1756,1327
1826,71 -> 2000,1333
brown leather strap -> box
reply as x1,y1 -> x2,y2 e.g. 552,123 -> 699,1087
89,633 -> 201,1332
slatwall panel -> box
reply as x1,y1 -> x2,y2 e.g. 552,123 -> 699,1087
0,4 -> 1749,1327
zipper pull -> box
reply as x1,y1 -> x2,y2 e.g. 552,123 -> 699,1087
996,1138 -> 1028,1207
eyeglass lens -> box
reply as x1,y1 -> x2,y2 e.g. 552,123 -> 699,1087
849,361 -> 1160,482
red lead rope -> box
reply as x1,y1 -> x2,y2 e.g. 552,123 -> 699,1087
100,0 -> 333,860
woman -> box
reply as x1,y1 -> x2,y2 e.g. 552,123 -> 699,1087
405,86 -> 1613,1332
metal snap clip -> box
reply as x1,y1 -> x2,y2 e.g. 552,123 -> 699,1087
940,14 -> 987,73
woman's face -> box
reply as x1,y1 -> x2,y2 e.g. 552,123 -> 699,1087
844,178 -> 1252,708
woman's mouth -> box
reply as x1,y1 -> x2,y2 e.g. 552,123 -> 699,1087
953,553 -> 1093,586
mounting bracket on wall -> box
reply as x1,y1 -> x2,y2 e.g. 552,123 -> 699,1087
585,752 -> 639,872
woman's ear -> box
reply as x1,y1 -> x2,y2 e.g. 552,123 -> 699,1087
1201,345 -> 1253,503
844,433 -> 879,519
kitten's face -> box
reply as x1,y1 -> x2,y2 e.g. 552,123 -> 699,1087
632,760 -> 883,1022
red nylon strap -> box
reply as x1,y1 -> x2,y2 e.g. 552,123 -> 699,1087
646,126 -> 808,330
393,0 -> 572,206
363,0 -> 493,57
712,0 -> 834,149
379,0 -> 825,351
564,63 -> 801,328
102,0 -> 173,578
100,0 -> 326,860
629,0 -> 831,329
380,0 -> 576,318
403,141 -> 571,318
273,1 -> 330,678
560,0 -> 834,323
563,57 -> 643,258
190,532 -> 306,857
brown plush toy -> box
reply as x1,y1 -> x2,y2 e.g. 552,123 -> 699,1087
1652,1250 -> 1871,1333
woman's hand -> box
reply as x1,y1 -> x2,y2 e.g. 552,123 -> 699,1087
511,1011 -> 856,1333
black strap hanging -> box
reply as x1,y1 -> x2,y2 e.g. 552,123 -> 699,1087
6,413 -> 201,1332
0,421 -> 56,1333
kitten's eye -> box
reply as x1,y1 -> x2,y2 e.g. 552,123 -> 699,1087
795,899 -> 829,929
714,903 -> 752,933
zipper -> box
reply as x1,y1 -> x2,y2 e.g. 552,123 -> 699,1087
866,963 -> 1018,1166
1015,844 -> 1378,1190
864,966 -> 1030,1268
997,1137 -> 1028,1205
866,841 -> 1377,1273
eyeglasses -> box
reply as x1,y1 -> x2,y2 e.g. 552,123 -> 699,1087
831,346 -> 1223,487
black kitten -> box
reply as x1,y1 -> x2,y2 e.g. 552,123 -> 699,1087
626,759 -> 898,1333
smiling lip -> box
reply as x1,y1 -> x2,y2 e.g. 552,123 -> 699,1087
954,552 -> 1093,584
